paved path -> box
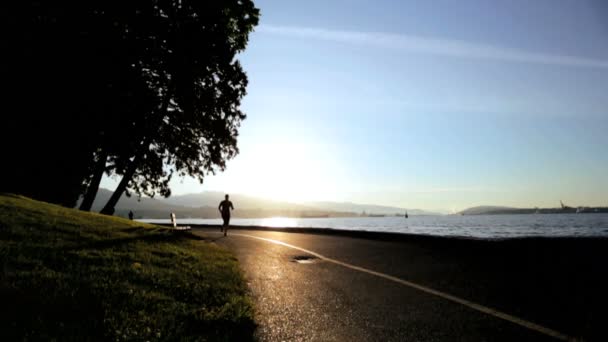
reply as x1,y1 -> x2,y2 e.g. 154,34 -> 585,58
193,228 -> 606,341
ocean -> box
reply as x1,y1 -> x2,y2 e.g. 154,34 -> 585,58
141,213 -> 608,239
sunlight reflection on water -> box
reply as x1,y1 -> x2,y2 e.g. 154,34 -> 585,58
259,217 -> 298,228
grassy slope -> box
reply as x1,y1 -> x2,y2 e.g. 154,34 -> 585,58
0,194 -> 254,341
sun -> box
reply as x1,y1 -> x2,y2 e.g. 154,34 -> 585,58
247,143 -> 321,201
221,141 -> 341,203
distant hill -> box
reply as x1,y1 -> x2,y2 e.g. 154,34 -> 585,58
81,189 -> 352,219
459,205 -> 608,215
85,188 -> 183,212
80,188 -> 195,219
81,189 -> 438,219
458,206 -> 520,215
161,192 -> 437,216
304,201 -> 438,216
160,191 -> 317,211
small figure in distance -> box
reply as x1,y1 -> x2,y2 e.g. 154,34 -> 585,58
170,212 -> 177,228
218,194 -> 234,236
128,210 -> 134,220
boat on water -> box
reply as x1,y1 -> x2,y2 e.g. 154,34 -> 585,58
560,200 -> 573,211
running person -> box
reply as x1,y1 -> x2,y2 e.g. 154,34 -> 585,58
218,194 -> 234,236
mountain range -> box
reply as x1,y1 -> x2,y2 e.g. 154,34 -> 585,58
457,205 -> 608,215
457,206 -> 518,215
83,188 -> 438,219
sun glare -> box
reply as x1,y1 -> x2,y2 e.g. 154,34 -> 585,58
223,141 -> 343,203
260,217 -> 298,228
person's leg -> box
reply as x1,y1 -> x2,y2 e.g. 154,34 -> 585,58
224,215 -> 230,236
222,215 -> 228,234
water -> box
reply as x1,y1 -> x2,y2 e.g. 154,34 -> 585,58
141,213 -> 608,239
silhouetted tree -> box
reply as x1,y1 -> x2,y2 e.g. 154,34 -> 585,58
2,2 -> 132,207
95,1 -> 259,214
1,1 -> 258,211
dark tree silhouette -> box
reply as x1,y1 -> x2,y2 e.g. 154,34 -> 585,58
99,1 -> 259,214
2,2 -> 133,207
1,1 -> 259,211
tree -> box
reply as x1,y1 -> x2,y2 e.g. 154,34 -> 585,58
94,1 -> 259,214
1,1 -> 259,212
1,1 -> 130,207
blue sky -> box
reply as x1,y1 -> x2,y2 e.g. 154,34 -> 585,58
102,0 -> 608,211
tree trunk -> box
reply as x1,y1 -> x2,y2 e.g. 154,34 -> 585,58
79,150 -> 108,211
100,86 -> 171,216
100,153 -> 141,215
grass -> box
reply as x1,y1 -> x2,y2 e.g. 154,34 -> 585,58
0,193 -> 254,341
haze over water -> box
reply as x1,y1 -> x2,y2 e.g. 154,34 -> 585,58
144,213 -> 608,239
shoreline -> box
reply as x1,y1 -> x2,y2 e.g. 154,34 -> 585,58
159,223 -> 608,242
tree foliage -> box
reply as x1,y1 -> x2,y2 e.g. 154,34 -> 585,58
1,1 -> 259,212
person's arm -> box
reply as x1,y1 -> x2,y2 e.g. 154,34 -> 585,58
230,202 -> 234,210
218,202 -> 223,213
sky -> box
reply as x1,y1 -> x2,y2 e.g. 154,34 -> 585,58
102,0 -> 608,212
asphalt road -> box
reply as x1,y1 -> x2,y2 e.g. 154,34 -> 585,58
193,228 -> 607,342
